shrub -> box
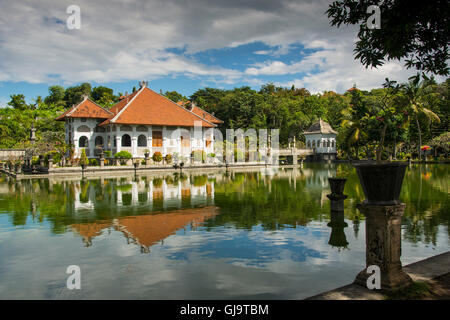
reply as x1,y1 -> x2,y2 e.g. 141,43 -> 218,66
114,151 -> 132,159
192,150 -> 206,162
31,156 -> 40,166
152,151 -> 163,162
80,149 -> 88,166
89,158 -> 98,166
165,154 -> 172,164
104,150 -> 112,158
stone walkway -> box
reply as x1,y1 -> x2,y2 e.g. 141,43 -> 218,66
306,251 -> 450,300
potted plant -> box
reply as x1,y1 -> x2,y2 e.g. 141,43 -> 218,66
152,151 -> 163,164
165,154 -> 172,164
144,149 -> 150,158
352,79 -> 409,205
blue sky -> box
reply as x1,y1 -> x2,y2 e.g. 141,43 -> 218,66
0,0 -> 425,106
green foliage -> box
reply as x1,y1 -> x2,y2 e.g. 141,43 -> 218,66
89,158 -> 98,166
192,150 -> 206,162
164,91 -> 187,103
79,149 -> 88,166
7,94 -> 29,110
165,154 -> 172,164
326,0 -> 449,76
91,86 -> 116,108
152,152 -> 163,162
64,83 -> 91,107
114,151 -> 132,159
44,86 -> 66,107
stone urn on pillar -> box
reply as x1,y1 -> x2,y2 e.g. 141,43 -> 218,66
353,161 -> 412,291
327,209 -> 349,250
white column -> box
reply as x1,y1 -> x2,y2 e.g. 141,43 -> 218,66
117,190 -> 122,205
131,137 -> 137,157
131,182 -> 138,205
162,126 -> 167,156
148,127 -> 152,155
116,136 -> 121,153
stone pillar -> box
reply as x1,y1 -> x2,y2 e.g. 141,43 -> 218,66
99,153 -> 105,168
15,163 -> 22,174
116,136 -> 121,153
47,155 -> 53,171
74,139 -> 79,158
131,136 -> 137,157
354,203 -> 413,291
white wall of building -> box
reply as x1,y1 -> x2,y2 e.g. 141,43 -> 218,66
67,119 -> 214,158
305,133 -> 337,154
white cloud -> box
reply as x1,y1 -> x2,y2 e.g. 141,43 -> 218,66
0,0 -> 441,93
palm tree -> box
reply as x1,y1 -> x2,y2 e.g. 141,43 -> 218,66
402,76 -> 440,159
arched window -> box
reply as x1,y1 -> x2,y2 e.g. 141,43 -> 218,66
312,141 -> 316,148
79,136 -> 89,148
95,136 -> 104,147
122,134 -> 131,147
77,125 -> 90,132
317,140 -> 321,147
121,125 -> 132,132
332,140 -> 335,148
327,140 -> 330,147
136,125 -> 148,132
138,134 -> 147,147
307,141 -> 311,148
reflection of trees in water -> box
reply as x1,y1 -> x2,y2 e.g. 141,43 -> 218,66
0,164 -> 448,244
401,165 -> 450,245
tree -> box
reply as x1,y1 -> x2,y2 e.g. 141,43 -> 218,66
64,83 -> 92,108
326,0 -> 449,76
91,86 -> 115,108
164,91 -> 186,103
340,89 -> 370,159
402,75 -> 440,158
44,86 -> 66,107
7,94 -> 29,110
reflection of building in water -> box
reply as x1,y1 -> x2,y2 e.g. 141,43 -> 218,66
303,164 -> 337,206
71,206 -> 219,252
70,221 -> 112,247
72,176 -> 215,212
74,181 -> 95,210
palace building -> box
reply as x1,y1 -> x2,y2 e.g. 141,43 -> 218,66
304,119 -> 338,161
56,82 -> 223,159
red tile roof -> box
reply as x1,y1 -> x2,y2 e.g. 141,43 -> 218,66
100,86 -> 217,128
55,97 -> 113,121
71,206 -> 219,249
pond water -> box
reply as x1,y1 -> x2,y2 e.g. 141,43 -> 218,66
0,163 -> 448,299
